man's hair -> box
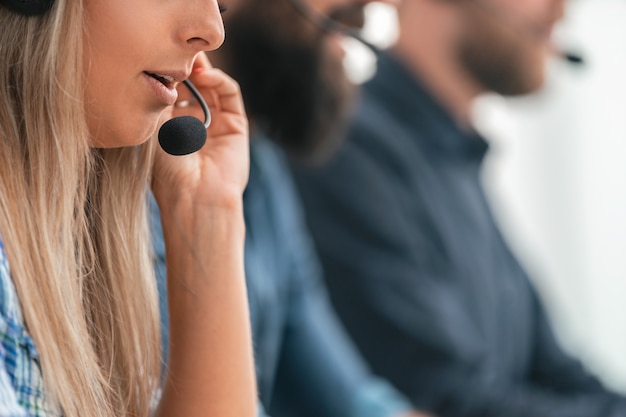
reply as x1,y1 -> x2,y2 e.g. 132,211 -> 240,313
221,0 -> 355,163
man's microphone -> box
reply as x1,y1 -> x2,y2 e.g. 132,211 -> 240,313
158,79 -> 212,156
287,0 -> 584,66
288,0 -> 379,53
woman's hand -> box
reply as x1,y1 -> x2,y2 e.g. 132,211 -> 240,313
152,52 -> 249,210
151,53 -> 257,417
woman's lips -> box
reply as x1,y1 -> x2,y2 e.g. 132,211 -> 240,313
143,72 -> 178,106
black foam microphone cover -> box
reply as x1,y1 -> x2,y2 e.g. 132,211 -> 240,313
158,116 -> 207,156
563,52 -> 585,66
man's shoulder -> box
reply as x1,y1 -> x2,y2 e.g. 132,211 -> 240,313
338,94 -> 425,178
249,136 -> 294,199
247,134 -> 306,233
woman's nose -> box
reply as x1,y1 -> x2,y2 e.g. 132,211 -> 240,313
179,1 -> 226,52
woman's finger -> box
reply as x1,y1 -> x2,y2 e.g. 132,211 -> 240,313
190,68 -> 245,116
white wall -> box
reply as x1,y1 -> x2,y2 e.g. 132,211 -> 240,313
474,0 -> 626,392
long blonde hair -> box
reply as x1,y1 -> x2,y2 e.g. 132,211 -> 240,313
0,1 -> 161,416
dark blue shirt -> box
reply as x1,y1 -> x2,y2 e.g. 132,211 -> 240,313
151,136 -> 411,417
292,52 -> 626,417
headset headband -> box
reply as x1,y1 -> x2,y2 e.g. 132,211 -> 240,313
1,0 -> 54,16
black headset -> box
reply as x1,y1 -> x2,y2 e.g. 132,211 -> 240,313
1,0 -> 54,15
288,0 -> 584,66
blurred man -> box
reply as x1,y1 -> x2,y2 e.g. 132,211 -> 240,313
152,0 -> 428,417
292,0 -> 626,416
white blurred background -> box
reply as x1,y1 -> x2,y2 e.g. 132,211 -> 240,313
352,0 -> 626,393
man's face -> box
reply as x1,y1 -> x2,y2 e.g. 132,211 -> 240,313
218,0 -> 386,160
455,0 -> 565,95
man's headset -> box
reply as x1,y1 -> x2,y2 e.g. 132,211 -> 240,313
287,0 -> 584,66
288,0 -> 380,53
1,0 -> 212,156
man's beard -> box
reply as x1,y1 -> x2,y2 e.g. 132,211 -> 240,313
221,4 -> 355,162
456,5 -> 547,96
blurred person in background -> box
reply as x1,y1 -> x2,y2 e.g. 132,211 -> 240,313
292,0 -> 626,416
151,0 -> 430,416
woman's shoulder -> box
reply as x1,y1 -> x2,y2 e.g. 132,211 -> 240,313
0,237 -> 31,362
0,239 -> 23,324
0,238 -> 63,416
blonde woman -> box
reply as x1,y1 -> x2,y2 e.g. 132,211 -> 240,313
0,0 -> 256,416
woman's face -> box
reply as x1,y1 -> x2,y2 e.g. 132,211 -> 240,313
83,0 -> 225,148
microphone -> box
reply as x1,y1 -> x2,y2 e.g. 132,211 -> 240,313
287,0 -> 584,66
287,0 -> 379,54
158,79 -> 212,156
560,51 -> 585,66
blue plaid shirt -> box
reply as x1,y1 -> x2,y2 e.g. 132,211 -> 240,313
0,240 -> 61,416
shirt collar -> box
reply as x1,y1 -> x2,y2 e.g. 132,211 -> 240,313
367,52 -> 489,162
